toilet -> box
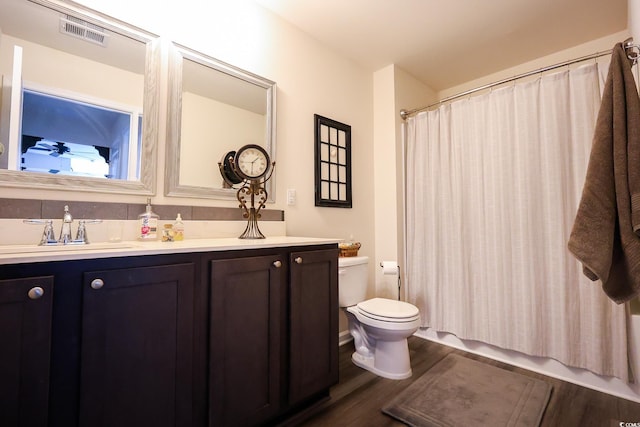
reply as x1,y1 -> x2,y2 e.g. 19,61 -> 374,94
338,256 -> 421,380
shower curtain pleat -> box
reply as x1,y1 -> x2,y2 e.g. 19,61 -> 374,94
406,61 -> 630,381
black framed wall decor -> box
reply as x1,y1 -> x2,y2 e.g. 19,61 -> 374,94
314,114 -> 352,208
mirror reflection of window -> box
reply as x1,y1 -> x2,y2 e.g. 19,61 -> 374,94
20,89 -> 141,179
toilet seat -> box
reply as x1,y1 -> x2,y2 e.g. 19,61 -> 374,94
356,298 -> 420,323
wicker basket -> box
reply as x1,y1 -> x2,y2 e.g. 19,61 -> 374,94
338,242 -> 361,257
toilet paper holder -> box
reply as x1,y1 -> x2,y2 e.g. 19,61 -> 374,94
380,261 -> 401,300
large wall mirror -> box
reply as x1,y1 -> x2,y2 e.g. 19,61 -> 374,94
165,43 -> 276,201
0,0 -> 159,194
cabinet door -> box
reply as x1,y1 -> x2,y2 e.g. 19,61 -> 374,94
79,263 -> 195,427
209,255 -> 285,426
289,249 -> 339,404
0,276 -> 53,427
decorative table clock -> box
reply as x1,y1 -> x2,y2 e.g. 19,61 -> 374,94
219,144 -> 275,239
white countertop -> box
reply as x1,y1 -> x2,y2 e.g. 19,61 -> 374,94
0,236 -> 341,265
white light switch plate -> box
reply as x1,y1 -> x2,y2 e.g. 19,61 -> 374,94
287,189 -> 296,205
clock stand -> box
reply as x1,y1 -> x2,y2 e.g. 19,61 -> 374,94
236,176 -> 271,239
218,145 -> 275,239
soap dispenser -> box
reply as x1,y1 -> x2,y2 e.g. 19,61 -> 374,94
138,198 -> 159,241
173,213 -> 184,241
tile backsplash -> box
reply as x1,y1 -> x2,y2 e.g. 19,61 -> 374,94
0,198 -> 284,221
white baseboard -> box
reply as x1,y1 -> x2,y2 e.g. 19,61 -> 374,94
339,330 -> 353,347
414,325 -> 640,404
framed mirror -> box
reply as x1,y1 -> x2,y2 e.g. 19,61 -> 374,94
165,43 -> 276,201
0,0 -> 159,194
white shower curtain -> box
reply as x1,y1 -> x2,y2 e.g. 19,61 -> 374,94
405,61 -> 631,381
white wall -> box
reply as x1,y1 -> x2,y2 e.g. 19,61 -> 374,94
372,65 -> 436,300
372,65 -> 398,300
440,31 -> 629,100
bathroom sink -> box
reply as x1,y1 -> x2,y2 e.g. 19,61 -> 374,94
0,242 -> 136,255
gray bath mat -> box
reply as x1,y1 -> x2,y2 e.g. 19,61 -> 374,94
382,353 -> 552,427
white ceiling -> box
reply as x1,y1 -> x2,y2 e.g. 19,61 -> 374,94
254,0 -> 628,91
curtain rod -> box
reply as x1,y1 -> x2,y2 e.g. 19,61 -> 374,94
400,37 -> 639,120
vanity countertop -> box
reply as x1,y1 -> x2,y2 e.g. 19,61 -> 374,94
0,236 -> 341,265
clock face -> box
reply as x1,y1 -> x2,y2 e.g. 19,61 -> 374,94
235,144 -> 270,179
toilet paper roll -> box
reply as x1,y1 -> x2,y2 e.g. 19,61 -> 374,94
381,261 -> 398,275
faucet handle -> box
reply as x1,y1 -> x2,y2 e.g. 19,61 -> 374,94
23,219 -> 57,245
75,220 -> 87,244
75,219 -> 102,244
42,220 -> 56,244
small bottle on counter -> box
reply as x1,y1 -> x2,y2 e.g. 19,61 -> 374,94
138,198 -> 159,241
162,223 -> 174,242
173,213 -> 184,241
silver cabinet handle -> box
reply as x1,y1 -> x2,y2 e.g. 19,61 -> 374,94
90,278 -> 104,290
295,257 -> 303,264
273,260 -> 282,268
28,286 -> 44,300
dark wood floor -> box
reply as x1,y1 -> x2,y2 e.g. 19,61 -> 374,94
299,336 -> 640,426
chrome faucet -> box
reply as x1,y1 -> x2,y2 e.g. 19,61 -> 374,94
58,205 -> 73,244
24,205 -> 102,246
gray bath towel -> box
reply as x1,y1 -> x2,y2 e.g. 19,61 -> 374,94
568,43 -> 640,304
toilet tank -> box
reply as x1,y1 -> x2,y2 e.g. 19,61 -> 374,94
338,256 -> 368,307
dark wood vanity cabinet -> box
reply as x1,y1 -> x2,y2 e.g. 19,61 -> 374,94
207,246 -> 339,426
209,254 -> 286,426
289,249 -> 339,405
0,254 -> 200,427
0,242 -> 337,427
0,276 -> 54,427
78,263 -> 196,427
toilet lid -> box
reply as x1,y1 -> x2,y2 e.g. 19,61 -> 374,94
357,297 -> 419,320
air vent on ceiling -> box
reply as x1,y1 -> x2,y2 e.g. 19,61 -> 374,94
59,15 -> 108,47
